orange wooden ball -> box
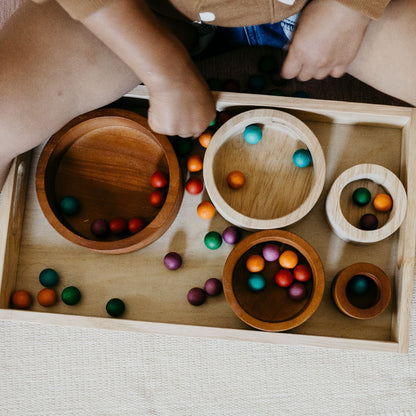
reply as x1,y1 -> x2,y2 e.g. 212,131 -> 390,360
198,131 -> 213,148
373,193 -> 392,212
279,250 -> 299,269
227,170 -> 246,189
11,290 -> 32,309
246,254 -> 265,273
187,154 -> 203,173
197,201 -> 216,220
37,288 -> 57,307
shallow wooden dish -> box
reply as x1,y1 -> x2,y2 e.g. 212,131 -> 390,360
223,229 -> 325,332
36,108 -> 183,254
326,164 -> 407,243
203,109 -> 326,230
332,262 -> 392,319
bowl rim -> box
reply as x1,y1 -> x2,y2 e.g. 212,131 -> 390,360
331,262 -> 392,319
203,108 -> 326,230
35,108 -> 183,254
325,163 -> 407,243
223,229 -> 325,331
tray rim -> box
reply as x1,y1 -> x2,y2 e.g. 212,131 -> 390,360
1,87 -> 415,353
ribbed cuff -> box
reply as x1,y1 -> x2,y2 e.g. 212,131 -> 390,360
56,0 -> 113,20
335,0 -> 391,19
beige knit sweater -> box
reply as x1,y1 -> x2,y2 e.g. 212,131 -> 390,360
32,0 -> 391,25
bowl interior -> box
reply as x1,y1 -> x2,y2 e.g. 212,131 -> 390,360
340,179 -> 391,229
223,230 -> 325,331
204,109 -> 325,230
36,109 -> 183,253
213,123 -> 311,219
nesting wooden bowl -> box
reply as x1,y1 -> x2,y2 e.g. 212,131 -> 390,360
203,109 -> 326,230
223,230 -> 325,332
332,262 -> 392,319
326,164 -> 407,244
36,108 -> 183,254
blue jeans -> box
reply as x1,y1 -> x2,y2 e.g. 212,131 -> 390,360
193,13 -> 299,57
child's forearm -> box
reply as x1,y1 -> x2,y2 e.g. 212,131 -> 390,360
81,0 -> 216,138
81,0 -> 197,88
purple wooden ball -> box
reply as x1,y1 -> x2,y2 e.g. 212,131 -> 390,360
262,243 -> 280,262
90,218 -> 109,237
187,287 -> 206,306
204,278 -> 223,296
164,252 -> 182,270
288,282 -> 307,301
359,213 -> 379,230
222,226 -> 241,244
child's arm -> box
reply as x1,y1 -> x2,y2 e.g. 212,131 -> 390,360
280,0 -> 371,81
81,0 -> 216,138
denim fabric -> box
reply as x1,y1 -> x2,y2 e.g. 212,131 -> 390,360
195,13 -> 299,57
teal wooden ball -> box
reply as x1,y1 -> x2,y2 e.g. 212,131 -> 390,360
39,268 -> 59,288
59,196 -> 80,215
61,286 -> 81,305
204,231 -> 222,250
348,275 -> 370,295
244,125 -> 262,144
352,187 -> 371,206
247,273 -> 266,292
292,149 -> 312,168
106,298 -> 125,317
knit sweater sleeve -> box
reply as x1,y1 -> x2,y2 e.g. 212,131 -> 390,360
335,0 -> 391,19
31,0 -> 112,20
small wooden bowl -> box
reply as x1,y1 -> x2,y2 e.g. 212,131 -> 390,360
326,164 -> 407,243
36,108 -> 183,254
223,230 -> 325,332
203,109 -> 326,230
332,262 -> 392,319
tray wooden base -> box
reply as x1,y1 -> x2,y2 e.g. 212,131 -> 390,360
1,87 -> 415,352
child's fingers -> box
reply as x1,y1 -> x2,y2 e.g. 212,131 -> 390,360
280,50 -> 303,79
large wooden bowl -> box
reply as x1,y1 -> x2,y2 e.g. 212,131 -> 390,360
36,108 -> 183,254
223,230 -> 325,332
203,109 -> 326,230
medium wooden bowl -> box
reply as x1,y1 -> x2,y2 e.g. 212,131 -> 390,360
223,230 -> 325,332
331,262 -> 392,319
203,109 -> 326,230
326,164 -> 407,243
36,108 -> 183,254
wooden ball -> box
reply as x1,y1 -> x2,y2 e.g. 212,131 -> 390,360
373,193 -> 392,212
37,288 -> 57,307
197,201 -> 216,220
11,290 -> 32,309
227,171 -> 245,189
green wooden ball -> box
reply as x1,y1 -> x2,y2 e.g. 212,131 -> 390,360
106,298 -> 125,317
204,231 -> 222,250
352,187 -> 371,206
61,286 -> 81,305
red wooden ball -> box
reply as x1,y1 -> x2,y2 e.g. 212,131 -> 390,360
128,217 -> 147,234
150,189 -> 166,208
274,269 -> 294,288
109,217 -> 128,235
293,264 -> 312,282
185,177 -> 203,195
150,170 -> 169,188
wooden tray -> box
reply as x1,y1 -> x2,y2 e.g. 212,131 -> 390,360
1,87 -> 415,353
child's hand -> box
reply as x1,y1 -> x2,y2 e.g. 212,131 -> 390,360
147,70 -> 216,138
280,0 -> 370,81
